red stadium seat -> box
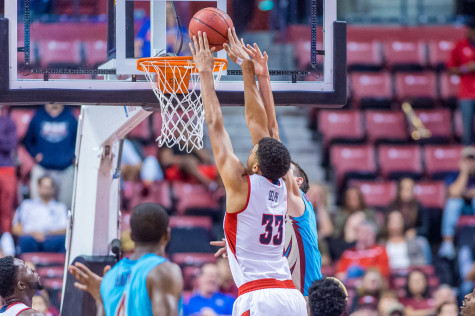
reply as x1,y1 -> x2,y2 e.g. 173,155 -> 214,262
21,253 -> 65,267
172,182 -> 220,216
395,72 -> 437,107
350,180 -> 397,209
128,118 -> 151,141
37,40 -> 82,68
172,253 -> 217,267
350,72 -> 393,108
383,40 -> 427,71
42,278 -> 63,290
37,266 -> 64,279
428,40 -> 455,69
294,40 -> 323,70
439,73 -> 460,105
84,40 -> 108,67
424,145 -> 462,179
168,216 -> 213,253
10,108 -> 35,140
414,109 -> 452,142
128,181 -> 172,211
330,145 -> 377,187
378,145 -> 423,179
347,41 -> 383,71
364,110 -> 407,143
169,216 -> 212,232
414,181 -> 446,210
318,110 -> 364,147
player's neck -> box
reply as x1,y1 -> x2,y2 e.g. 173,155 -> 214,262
132,243 -> 165,259
4,292 -> 31,307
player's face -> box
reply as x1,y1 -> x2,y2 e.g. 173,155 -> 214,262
246,144 -> 259,174
14,259 -> 42,292
461,288 -> 475,316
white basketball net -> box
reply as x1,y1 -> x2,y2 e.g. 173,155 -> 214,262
139,58 -> 227,153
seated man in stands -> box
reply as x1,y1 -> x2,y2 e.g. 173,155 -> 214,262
439,147 -> 475,259
336,221 -> 390,280
184,263 -> 235,316
12,176 -> 67,253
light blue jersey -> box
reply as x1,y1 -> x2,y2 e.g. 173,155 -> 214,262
284,189 -> 323,296
100,257 -> 137,316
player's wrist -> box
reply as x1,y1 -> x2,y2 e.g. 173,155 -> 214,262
240,59 -> 254,70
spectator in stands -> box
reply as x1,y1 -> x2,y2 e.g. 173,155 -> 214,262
333,187 -> 376,240
12,176 -> 67,253
135,2 -> 190,58
439,146 -> 475,259
160,145 -> 219,192
435,302 -> 458,316
350,308 -> 378,316
400,270 -> 434,316
306,182 -> 334,265
350,268 -> 386,313
388,178 -> 430,238
184,263 -> 235,316
432,285 -> 457,309
378,290 -> 400,316
23,104 -> 77,209
0,106 -> 17,256
336,221 -> 390,280
216,257 -> 237,298
447,18 -> 475,146
384,210 -> 431,270
32,290 -> 59,316
460,287 -> 475,316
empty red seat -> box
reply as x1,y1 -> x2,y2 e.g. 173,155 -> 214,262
172,182 -> 220,216
350,72 -> 393,108
21,253 -> 65,267
330,145 -> 377,186
168,216 -> 213,253
383,40 -> 426,70
128,118 -> 151,140
414,181 -> 446,209
128,181 -> 172,211
347,41 -> 383,70
395,72 -> 437,105
424,145 -> 462,178
378,145 -> 423,179
294,40 -> 323,70
439,73 -> 460,101
37,266 -> 64,279
350,180 -> 397,208
364,110 -> 407,143
428,40 -> 455,69
10,109 -> 35,139
84,40 -> 108,67
413,109 -> 452,141
318,110 -> 364,147
172,253 -> 217,266
37,40 -> 82,67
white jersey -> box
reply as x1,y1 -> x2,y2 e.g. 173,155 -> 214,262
224,174 -> 292,287
0,303 -> 31,316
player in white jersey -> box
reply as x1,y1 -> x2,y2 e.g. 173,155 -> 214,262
190,30 -> 307,316
0,257 -> 43,316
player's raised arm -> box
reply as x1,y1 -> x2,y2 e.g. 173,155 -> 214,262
224,28 -> 270,145
189,32 -> 248,210
147,262 -> 183,316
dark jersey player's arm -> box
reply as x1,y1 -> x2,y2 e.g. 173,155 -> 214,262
147,261 -> 183,316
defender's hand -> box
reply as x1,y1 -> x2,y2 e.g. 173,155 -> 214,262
210,238 -> 227,259
68,262 -> 106,301
189,31 -> 216,74
243,42 -> 269,78
223,28 -> 250,66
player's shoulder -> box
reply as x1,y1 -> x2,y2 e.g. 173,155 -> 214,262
19,309 -> 43,316
148,261 -> 182,282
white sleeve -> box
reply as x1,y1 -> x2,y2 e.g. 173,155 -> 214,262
12,205 -> 22,226
56,204 -> 68,231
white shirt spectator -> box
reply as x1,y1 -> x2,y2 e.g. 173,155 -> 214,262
13,199 -> 67,234
386,241 -> 411,269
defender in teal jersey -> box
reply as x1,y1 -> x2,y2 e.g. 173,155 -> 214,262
69,203 -> 183,316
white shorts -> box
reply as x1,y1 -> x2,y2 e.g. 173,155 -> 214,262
232,287 -> 307,316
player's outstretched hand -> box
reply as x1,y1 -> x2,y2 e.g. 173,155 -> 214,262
223,27 -> 250,66
68,262 -> 108,302
243,43 -> 269,78
189,31 -> 216,74
210,238 -> 227,259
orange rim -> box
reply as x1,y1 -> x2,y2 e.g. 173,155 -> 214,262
137,56 -> 228,73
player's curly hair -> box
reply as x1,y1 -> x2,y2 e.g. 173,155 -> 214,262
0,256 -> 18,298
309,277 -> 348,316
257,137 -> 291,182
130,203 -> 169,244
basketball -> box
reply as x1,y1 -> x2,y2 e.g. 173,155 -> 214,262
189,7 -> 234,52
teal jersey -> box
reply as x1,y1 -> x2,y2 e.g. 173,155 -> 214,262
100,257 -> 137,316
284,190 -> 323,296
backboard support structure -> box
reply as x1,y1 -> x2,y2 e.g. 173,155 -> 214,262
0,0 -> 346,106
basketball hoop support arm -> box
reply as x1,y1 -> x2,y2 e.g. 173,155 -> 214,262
65,106 -> 151,267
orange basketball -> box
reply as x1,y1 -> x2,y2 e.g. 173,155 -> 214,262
189,7 -> 234,52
